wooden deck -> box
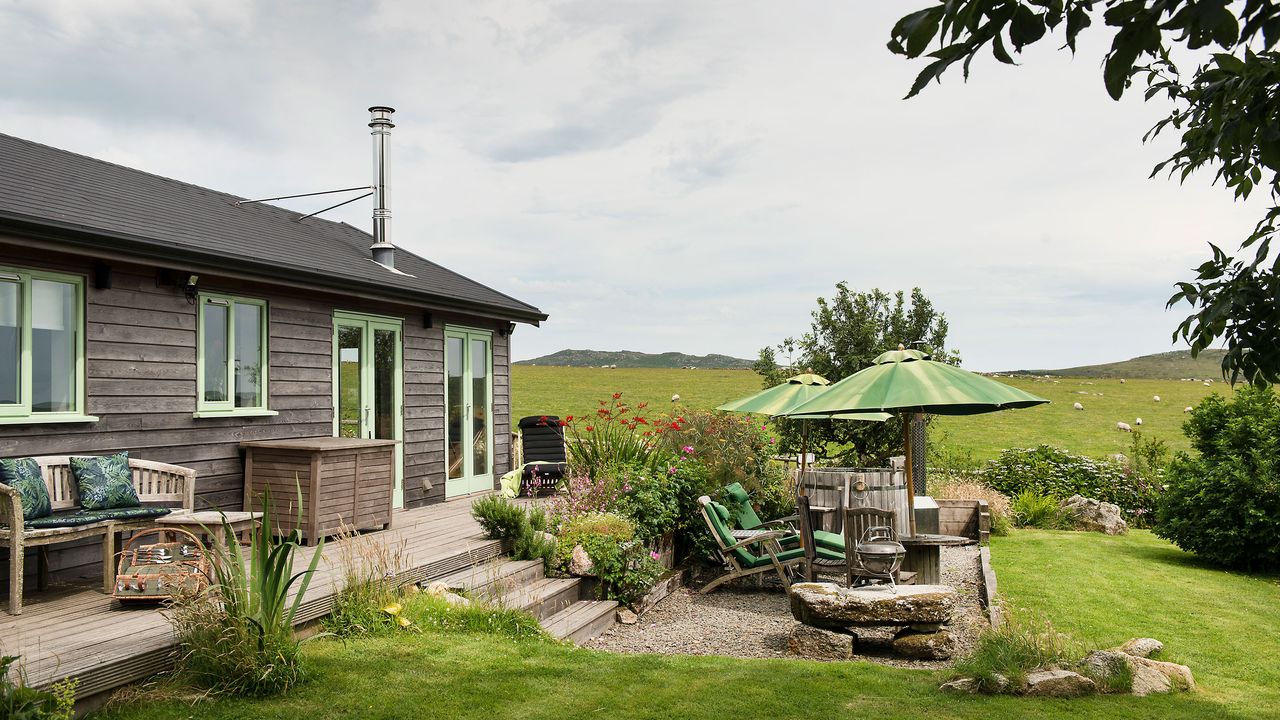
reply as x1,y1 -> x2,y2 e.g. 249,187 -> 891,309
0,498 -> 502,698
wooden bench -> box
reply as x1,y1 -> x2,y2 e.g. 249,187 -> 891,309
0,455 -> 195,615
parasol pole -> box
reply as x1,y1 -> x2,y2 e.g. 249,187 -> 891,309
903,413 -> 916,537
800,420 -> 809,474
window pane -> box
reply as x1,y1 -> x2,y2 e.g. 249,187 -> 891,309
233,303 -> 263,408
31,279 -> 76,413
0,281 -> 18,405
470,338 -> 489,477
203,302 -> 229,403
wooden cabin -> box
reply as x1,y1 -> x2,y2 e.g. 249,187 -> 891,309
0,124 -> 545,585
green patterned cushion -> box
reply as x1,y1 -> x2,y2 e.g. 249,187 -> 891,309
70,452 -> 140,510
0,457 -> 52,521
25,506 -> 170,529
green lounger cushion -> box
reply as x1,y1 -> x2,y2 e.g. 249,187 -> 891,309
70,452 -> 140,510
0,457 -> 52,521
814,530 -> 844,552
25,506 -> 171,529
704,500 -> 759,569
723,482 -> 765,530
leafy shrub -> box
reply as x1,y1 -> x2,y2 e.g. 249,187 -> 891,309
1,656 -> 76,720
929,474 -> 1012,536
579,535 -> 664,605
1009,490 -> 1064,529
554,512 -> 635,569
324,524 -> 412,638
1156,388 -> 1280,570
983,445 -> 1159,522
615,464 -> 684,543
659,409 -> 792,518
471,495 -> 528,540
544,467 -> 628,529
169,486 -> 322,696
953,610 -> 1085,691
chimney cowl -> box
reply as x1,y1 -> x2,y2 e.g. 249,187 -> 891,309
369,105 -> 395,269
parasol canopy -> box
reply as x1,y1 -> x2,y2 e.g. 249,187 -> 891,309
717,373 -> 890,421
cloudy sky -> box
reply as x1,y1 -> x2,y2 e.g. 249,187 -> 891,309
0,1 -> 1259,371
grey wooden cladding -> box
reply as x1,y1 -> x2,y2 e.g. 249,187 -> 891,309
0,241 -> 520,583
935,498 -> 992,545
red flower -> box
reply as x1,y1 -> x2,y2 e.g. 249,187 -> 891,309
565,415 -> 574,422
557,420 -> 568,427
638,402 -> 648,409
612,392 -> 622,400
635,417 -> 649,425
599,399 -> 606,405
586,425 -> 594,431
670,422 -> 681,430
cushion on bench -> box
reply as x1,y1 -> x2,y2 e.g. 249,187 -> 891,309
24,506 -> 172,529
71,452 -> 141,510
0,456 -> 52,520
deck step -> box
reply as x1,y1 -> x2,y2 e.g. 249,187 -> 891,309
541,600 -> 618,644
431,558 -> 545,601
496,577 -> 581,620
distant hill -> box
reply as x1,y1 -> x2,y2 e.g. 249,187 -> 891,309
1006,349 -> 1228,380
514,349 -> 754,369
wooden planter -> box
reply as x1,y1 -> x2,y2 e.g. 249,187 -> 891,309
241,437 -> 398,545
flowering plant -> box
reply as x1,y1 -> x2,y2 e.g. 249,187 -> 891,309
563,394 -> 680,478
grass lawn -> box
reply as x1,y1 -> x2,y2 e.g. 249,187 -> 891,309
513,367 -> 1235,462
95,531 -> 1277,720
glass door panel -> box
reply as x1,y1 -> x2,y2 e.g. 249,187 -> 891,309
336,324 -> 363,439
0,280 -> 19,406
446,336 -> 465,481
470,338 -> 489,477
445,328 -> 493,498
333,314 -> 404,508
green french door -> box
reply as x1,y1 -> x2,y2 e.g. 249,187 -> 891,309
333,312 -> 404,508
445,327 -> 493,498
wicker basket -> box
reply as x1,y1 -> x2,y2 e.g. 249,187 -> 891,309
112,527 -> 211,603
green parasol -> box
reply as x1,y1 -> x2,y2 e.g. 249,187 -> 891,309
783,347 -> 1048,534
717,373 -> 889,471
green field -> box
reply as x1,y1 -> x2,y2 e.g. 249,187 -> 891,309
512,367 -> 1236,461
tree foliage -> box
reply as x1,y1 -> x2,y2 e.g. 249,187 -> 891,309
755,285 -> 955,464
888,0 -> 1280,386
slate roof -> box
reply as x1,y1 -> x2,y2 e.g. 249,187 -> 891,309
0,133 -> 545,323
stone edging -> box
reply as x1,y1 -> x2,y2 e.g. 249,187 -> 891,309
977,547 -> 1001,628
634,568 -> 688,617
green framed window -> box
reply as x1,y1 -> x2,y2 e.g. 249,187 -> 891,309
0,266 -> 95,425
195,293 -> 275,418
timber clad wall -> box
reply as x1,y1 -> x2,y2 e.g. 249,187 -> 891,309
0,239 -> 512,581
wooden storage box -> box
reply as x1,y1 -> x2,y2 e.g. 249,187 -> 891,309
241,437 -> 397,544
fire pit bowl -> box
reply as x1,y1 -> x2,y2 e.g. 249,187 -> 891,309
854,526 -> 906,590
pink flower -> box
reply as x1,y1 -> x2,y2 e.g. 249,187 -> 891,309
667,466 -> 677,475
650,551 -> 660,560
682,445 -> 694,455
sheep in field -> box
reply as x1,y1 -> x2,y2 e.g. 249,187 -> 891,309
1185,406 -> 1194,413
1073,402 -> 1084,410
1117,421 -> 1133,432
1135,417 -> 1143,426
1153,395 -> 1161,402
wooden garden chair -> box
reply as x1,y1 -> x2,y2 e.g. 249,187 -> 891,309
843,506 -> 916,587
697,496 -> 804,594
796,493 -> 846,582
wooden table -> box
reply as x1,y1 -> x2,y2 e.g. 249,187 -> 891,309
156,510 -> 263,549
899,533 -> 972,585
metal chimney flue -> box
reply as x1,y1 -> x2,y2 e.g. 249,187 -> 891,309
368,105 -> 396,269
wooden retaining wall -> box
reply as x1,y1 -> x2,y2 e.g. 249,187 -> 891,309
935,498 -> 991,545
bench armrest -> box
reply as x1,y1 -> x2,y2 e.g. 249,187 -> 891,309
721,530 -> 789,553
0,482 -> 20,532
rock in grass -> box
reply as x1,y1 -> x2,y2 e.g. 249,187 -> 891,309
1024,669 -> 1098,697
1059,495 -> 1128,535
1078,650 -> 1134,693
892,628 -> 954,660
787,624 -> 854,660
940,673 -> 1010,695
1116,637 -> 1164,658
1127,656 -> 1195,696
939,678 -> 978,694
789,582 -> 955,628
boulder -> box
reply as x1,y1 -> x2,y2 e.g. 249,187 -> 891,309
1059,495 -> 1128,535
940,674 -> 1010,695
1077,649 -> 1193,696
787,624 -> 854,660
1024,669 -> 1098,697
569,545 -> 595,576
616,608 -> 638,625
423,580 -> 452,596
1116,637 -> 1164,658
789,583 -> 956,628
1127,656 -> 1195,696
892,628 -> 954,660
